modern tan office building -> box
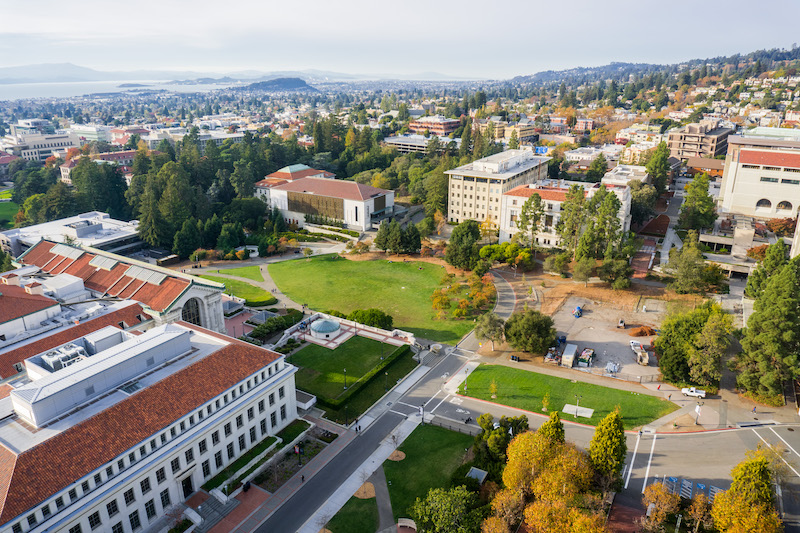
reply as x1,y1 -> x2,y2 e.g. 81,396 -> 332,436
667,119 -> 734,160
445,150 -> 550,226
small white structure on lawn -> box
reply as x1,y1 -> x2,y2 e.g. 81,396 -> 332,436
310,319 -> 341,340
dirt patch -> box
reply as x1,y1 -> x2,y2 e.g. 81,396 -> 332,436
343,251 -> 468,276
319,529 -> 333,533
630,326 -> 657,337
387,450 -> 406,461
354,482 -> 376,499
659,413 -> 704,432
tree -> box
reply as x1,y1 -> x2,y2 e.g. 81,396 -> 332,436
508,129 -> 519,149
573,257 -> 594,286
711,455 -> 782,533
665,230 -> 723,294
446,220 -> 481,270
402,224 -> 422,254
679,172 -> 717,230
629,180 -> 658,226
588,410 -> 627,491
597,258 -> 632,289
735,257 -> 800,397
0,250 -> 13,273
374,220 -> 390,252
475,312 -> 505,350
654,302 -> 722,384
137,182 -> 170,247
538,411 -> 565,444
515,193 -> 544,249
347,308 -> 393,329
172,218 -> 201,259
555,184 -> 586,254
585,154 -> 608,181
687,493 -> 712,533
745,239 -> 787,300
411,486 -> 483,533
688,310 -> 733,386
645,141 -> 670,194
387,220 -> 403,255
641,482 -> 680,530
230,160 -> 255,197
504,310 -> 556,354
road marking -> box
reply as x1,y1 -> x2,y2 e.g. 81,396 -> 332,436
397,401 -> 419,409
753,429 -> 800,478
423,390 -> 441,408
388,410 -> 408,417
768,427 -> 800,460
642,433 -> 657,493
625,433 -> 641,489
430,395 -> 451,414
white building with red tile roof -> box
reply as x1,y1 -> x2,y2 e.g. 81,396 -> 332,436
16,240 -> 226,334
263,176 -> 394,231
499,180 -> 631,245
0,321 -> 297,533
720,127 -> 800,219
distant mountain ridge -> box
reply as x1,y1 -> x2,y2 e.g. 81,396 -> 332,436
235,78 -> 318,93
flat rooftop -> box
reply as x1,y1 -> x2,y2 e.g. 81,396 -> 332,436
0,324 -> 229,454
446,150 -> 551,180
1,212 -> 139,248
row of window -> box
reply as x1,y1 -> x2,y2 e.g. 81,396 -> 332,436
11,367 -> 285,533
744,164 -> 800,173
759,176 -> 800,185
755,199 -> 794,210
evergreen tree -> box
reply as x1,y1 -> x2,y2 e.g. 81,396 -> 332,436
374,220 -> 390,252
735,257 -> 800,397
589,410 -> 627,491
508,129 -> 519,149
537,411 -> 565,444
203,214 -> 222,249
474,312 -> 505,350
679,172 -> 717,230
445,219 -> 481,270
744,239 -> 787,299
0,250 -> 12,273
645,142 -> 670,194
402,224 -> 422,253
137,182 -> 170,247
515,193 -> 544,248
555,184 -> 586,255
585,154 -> 608,181
665,231 -> 723,294
230,160 -> 255,197
173,218 -> 201,259
459,119 -> 472,158
504,310 -> 556,354
387,220 -> 403,254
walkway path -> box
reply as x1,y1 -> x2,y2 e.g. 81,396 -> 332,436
370,466 -> 395,531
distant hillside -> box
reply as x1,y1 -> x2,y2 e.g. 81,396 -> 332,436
238,77 -> 318,92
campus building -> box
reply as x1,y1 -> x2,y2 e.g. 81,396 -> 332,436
1,212 -> 141,257
445,150 -> 551,226
719,127 -> 800,219
498,180 -> 632,245
381,134 -> 461,154
260,177 -> 394,231
0,321 -> 297,533
0,132 -> 81,162
16,240 -> 226,334
407,115 -> 460,137
667,119 -> 734,160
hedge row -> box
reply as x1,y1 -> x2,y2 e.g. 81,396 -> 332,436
316,344 -> 411,410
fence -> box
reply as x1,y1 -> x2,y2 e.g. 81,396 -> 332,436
576,366 -> 662,384
428,416 -> 481,437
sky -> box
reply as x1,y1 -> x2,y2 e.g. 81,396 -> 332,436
1,0 -> 799,80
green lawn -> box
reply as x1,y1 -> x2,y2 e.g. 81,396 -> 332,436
323,351 -> 418,424
0,190 -> 11,199
198,275 -> 276,307
0,201 -> 18,229
216,265 -> 265,282
326,496 -> 379,533
269,254 -> 475,343
383,425 -> 473,520
459,364 -> 677,429
287,336 -> 395,400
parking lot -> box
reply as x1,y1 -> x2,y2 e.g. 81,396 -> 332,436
551,296 -> 664,380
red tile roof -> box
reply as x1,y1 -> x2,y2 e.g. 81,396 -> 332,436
272,177 -> 390,201
254,177 -> 289,189
505,185 -> 587,203
0,304 -> 148,379
0,285 -> 59,327
740,150 -> 800,169
0,154 -> 20,166
267,167 -> 334,180
0,327 -> 281,525
18,241 -> 194,314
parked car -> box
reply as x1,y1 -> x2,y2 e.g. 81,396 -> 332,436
630,340 -> 643,353
681,387 -> 706,398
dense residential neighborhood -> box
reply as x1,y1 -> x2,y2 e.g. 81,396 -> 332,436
2,13 -> 800,533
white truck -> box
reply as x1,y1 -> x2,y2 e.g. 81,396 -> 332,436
681,387 -> 706,399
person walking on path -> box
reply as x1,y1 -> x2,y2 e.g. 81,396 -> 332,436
753,406 -> 757,414
301,475 -> 304,483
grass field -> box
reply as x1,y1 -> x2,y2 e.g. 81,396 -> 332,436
198,275 -> 277,307
0,201 -> 18,229
322,351 -> 418,424
269,254 -> 474,343
459,364 -> 677,429
326,495 -> 379,533
287,336 -> 395,400
0,190 -> 11,199
383,425 -> 473,520
216,265 -> 264,282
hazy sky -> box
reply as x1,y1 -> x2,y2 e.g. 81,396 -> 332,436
1,0 -> 799,79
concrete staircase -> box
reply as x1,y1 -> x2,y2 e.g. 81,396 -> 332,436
193,494 -> 240,533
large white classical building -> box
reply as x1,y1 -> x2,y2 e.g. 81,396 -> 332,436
0,321 -> 297,533
719,127 -> 800,219
445,150 -> 551,226
16,240 -> 226,334
499,180 -> 632,245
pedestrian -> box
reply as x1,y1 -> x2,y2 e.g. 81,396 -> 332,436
753,406 -> 757,414
668,394 -> 671,401
657,384 -> 661,390
638,430 -> 642,438
301,475 -> 304,483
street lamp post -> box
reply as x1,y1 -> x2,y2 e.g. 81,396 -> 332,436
343,368 -> 347,390
574,394 -> 582,417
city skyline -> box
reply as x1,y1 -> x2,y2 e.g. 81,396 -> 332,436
1,0 -> 799,80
